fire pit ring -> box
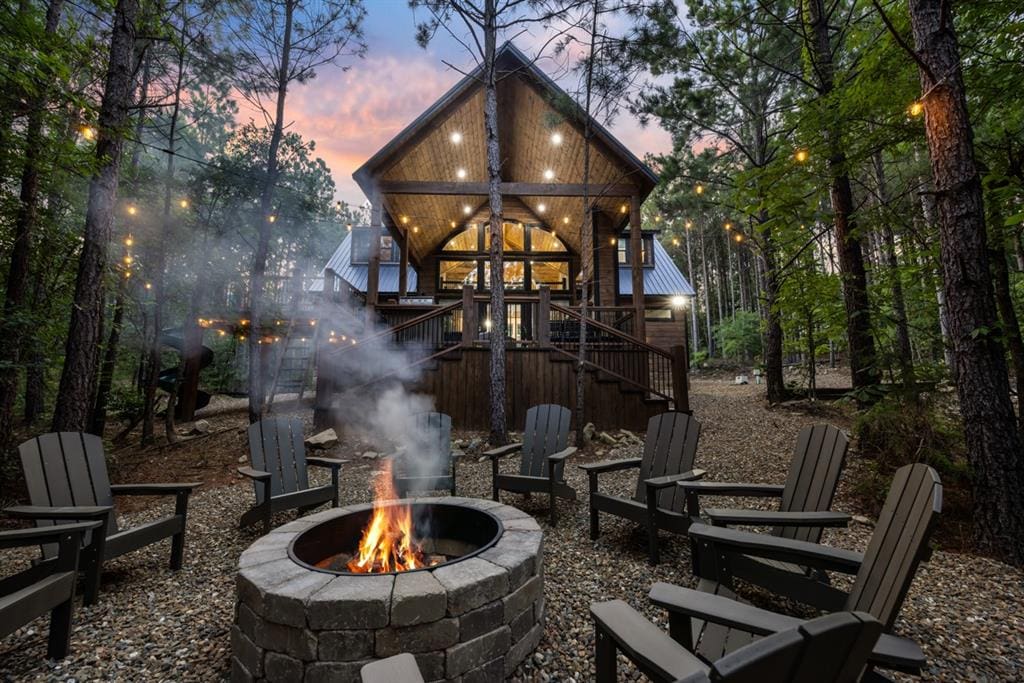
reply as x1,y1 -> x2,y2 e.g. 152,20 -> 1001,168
232,497 -> 544,682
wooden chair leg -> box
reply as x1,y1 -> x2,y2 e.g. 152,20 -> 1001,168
82,547 -> 103,606
595,623 -> 617,683
262,500 -> 272,536
646,496 -> 660,565
450,464 -> 457,497
548,477 -> 558,527
170,492 -> 189,570
47,596 -> 73,659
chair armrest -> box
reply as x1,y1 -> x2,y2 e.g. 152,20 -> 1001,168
578,457 -> 642,474
646,469 -> 706,490
307,456 -> 348,469
482,442 -> 522,459
110,483 -> 201,496
648,581 -> 799,637
547,446 -> 577,464
704,509 -> 851,528
689,523 -> 864,574
238,466 -> 272,481
5,504 -> 113,521
0,521 -> 104,549
677,481 -> 785,497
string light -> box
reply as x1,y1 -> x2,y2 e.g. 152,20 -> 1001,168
450,131 -> 463,144
127,206 -> 137,215
80,125 -> 96,140
619,204 -> 627,214
695,184 -> 704,195
672,238 -> 680,246
794,149 -> 809,163
124,255 -> 132,264
685,221 -> 693,229
413,226 -> 419,233
724,222 -> 732,230
125,235 -> 134,246
145,282 -> 152,290
734,233 -> 743,243
550,132 -> 563,145
268,214 -> 276,223
908,101 -> 924,117
179,199 -> 189,208
610,237 -> 617,245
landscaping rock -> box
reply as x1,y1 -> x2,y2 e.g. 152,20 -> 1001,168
305,428 -> 339,449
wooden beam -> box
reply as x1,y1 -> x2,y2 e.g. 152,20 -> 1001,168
630,194 -> 646,341
366,196 -> 382,317
398,230 -> 409,296
378,181 -> 638,198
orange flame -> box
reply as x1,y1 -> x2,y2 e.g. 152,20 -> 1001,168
347,460 -> 424,573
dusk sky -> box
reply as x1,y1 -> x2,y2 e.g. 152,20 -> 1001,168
256,1 -> 674,206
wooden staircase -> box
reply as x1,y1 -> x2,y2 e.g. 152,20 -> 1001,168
315,286 -> 688,430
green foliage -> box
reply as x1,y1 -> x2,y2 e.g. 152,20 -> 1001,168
714,311 -> 761,360
852,394 -> 970,509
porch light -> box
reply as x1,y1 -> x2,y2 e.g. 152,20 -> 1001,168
537,203 -> 546,213
543,169 -> 555,181
456,168 -> 467,179
450,131 -> 462,144
551,132 -> 563,145
671,295 -> 688,309
463,205 -> 472,215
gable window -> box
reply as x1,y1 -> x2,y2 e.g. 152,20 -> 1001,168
351,229 -> 398,264
436,221 -> 571,293
617,234 -> 655,267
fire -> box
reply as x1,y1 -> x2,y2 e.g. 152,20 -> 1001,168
347,461 -> 425,573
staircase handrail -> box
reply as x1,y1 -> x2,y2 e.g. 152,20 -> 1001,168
549,303 -> 671,360
326,301 -> 462,357
547,345 -> 673,402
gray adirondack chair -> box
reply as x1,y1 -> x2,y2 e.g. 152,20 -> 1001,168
6,432 -> 199,605
485,404 -> 577,525
0,521 -> 99,659
679,423 -> 850,607
591,599 -> 882,683
580,412 -> 704,564
392,412 -> 456,496
361,653 -> 425,683
240,418 -> 347,534
656,464 -> 941,677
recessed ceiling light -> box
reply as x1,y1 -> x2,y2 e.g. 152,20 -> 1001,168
562,216 -> 569,224
537,203 -> 546,213
450,131 -> 462,144
551,132 -> 563,145
401,215 -> 409,224
413,226 -> 419,233
456,168 -> 467,179
463,205 -> 472,215
543,169 -> 555,180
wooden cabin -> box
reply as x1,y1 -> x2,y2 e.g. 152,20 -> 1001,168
314,43 -> 693,431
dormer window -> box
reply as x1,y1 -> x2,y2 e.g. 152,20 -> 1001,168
351,229 -> 398,264
617,234 -> 655,267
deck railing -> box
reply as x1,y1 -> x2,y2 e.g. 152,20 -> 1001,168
548,302 -> 676,403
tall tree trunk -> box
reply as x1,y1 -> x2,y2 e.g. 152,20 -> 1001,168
987,199 -> 1024,434
699,222 -> 713,356
575,0 -> 599,445
759,212 -> 786,403
248,0 -> 294,424
483,0 -> 506,445
806,0 -> 876,396
872,150 -> 915,385
142,7 -> 186,443
90,282 -> 125,435
52,0 -> 139,432
908,0 -> 1024,564
0,0 -> 65,458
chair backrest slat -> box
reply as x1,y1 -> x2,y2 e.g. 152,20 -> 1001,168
19,432 -> 118,558
520,405 -> 571,477
248,418 -> 309,502
407,412 -> 452,477
775,424 -> 848,543
709,611 -> 882,683
633,412 -> 701,512
845,464 -> 941,630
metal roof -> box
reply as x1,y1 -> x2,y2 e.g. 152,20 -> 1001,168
618,239 -> 696,297
313,232 -> 418,294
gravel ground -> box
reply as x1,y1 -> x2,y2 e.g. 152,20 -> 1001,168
2,378 -> 1023,681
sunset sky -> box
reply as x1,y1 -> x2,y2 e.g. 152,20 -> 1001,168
258,1 -> 673,205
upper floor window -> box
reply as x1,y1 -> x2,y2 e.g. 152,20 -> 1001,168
440,222 -> 567,254
351,229 -> 398,264
617,234 -> 655,267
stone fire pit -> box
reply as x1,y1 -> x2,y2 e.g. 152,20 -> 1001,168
231,497 -> 544,682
